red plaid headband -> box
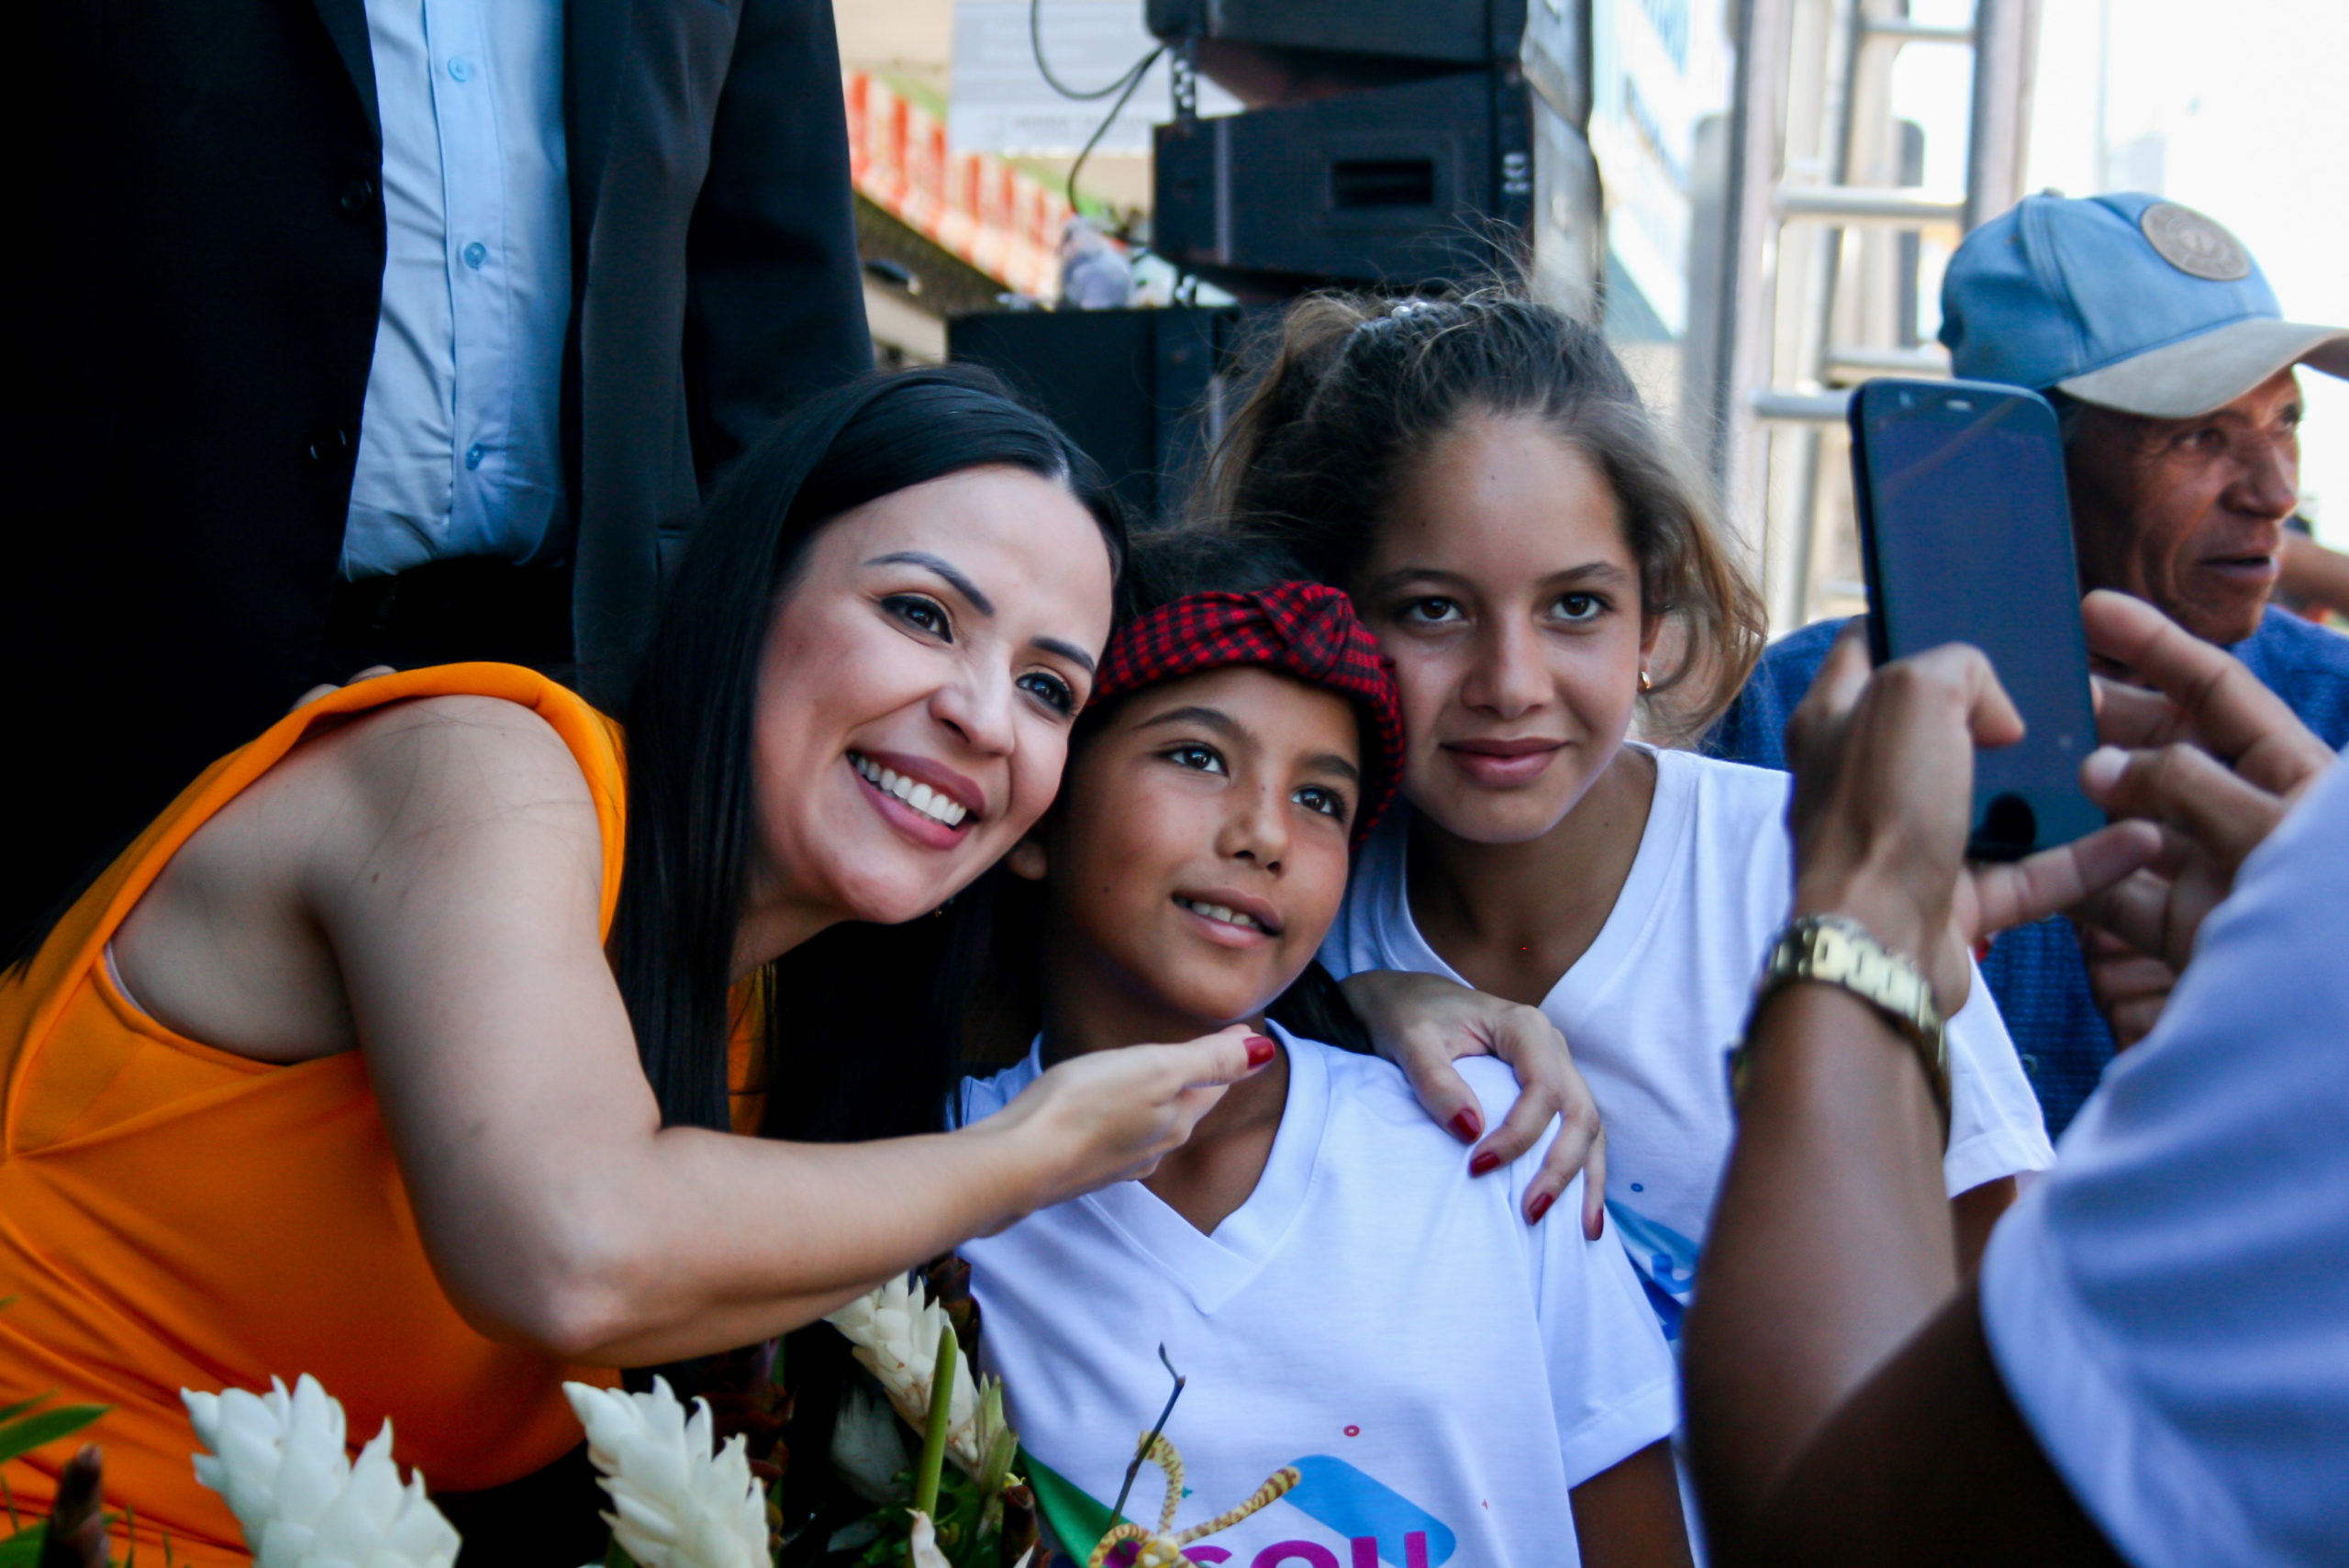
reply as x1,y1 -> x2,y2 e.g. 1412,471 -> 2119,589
1091,582 -> 1404,842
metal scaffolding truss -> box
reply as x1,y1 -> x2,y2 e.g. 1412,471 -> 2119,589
1702,0 -> 2041,632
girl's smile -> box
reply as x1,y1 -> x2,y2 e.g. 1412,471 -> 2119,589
1173,887 -> 1286,943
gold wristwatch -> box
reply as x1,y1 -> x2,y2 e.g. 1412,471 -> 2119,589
1732,914 -> 1951,1132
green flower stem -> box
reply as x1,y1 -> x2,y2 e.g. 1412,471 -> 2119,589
911,1323 -> 958,1525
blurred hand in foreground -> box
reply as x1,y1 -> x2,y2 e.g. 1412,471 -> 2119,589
1782,627 -> 2161,1010
2075,590 -> 2336,976
2076,925 -> 2176,1051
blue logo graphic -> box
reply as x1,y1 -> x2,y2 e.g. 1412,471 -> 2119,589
1280,1455 -> 1456,1567
1606,1200 -> 1702,1341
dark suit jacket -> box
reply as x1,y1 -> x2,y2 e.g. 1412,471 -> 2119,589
4,0 -> 873,940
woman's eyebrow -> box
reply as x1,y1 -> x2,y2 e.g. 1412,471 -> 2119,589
864,550 -> 994,616
1305,752 -> 1362,784
865,550 -> 1097,673
1035,637 -> 1097,675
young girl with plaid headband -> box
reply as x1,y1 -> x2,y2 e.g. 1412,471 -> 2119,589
948,538 -> 1690,1568
1204,291 -> 2055,1534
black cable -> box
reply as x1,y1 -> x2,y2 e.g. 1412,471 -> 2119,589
1024,1 -> 1204,299
1063,42 -> 1163,211
1029,0 -> 1159,99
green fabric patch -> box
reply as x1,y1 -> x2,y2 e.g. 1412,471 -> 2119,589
1024,1451 -> 1122,1564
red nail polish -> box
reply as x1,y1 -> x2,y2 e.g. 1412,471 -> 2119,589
1468,1150 -> 1501,1177
1526,1191 -> 1555,1225
1448,1107 -> 1484,1142
1244,1035 -> 1277,1068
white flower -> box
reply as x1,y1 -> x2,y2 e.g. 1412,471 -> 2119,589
907,1511 -> 951,1568
563,1378 -> 768,1568
182,1374 -> 460,1568
829,1385 -> 910,1504
824,1276 -> 1017,1485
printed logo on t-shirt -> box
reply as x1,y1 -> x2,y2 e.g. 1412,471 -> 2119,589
1606,1201 -> 1701,1341
1033,1451 -> 1460,1568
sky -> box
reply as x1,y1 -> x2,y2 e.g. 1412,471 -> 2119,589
1888,0 -> 2349,539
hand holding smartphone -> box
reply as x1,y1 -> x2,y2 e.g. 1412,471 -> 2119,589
1847,378 -> 2104,860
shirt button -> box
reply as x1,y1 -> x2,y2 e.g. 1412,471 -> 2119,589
307,426 -> 354,466
447,57 -> 473,82
465,443 -> 486,471
462,241 -> 488,269
339,177 -> 376,217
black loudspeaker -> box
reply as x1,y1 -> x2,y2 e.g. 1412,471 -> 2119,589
947,307 -> 1243,527
1152,71 -> 1598,302
1145,0 -> 1587,124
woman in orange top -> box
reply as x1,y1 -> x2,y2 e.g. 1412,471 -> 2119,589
0,370 -> 1273,1562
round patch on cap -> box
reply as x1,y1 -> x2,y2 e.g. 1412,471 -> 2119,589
2139,201 -> 2253,282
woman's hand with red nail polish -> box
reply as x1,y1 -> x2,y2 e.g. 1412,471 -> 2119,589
1339,970 -> 1609,1231
995,1025 -> 1266,1207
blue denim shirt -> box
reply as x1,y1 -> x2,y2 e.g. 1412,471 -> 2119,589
1705,606 -> 2349,1135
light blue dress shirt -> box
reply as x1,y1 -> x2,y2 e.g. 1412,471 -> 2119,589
342,0 -> 572,580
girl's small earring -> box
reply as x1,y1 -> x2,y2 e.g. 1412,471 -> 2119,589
1638,667 -> 1653,694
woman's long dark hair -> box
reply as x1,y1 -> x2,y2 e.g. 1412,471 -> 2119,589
611,367 -> 1125,1138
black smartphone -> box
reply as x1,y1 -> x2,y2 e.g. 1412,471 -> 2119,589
1847,377 -> 2104,861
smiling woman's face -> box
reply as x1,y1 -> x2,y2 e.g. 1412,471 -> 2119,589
743,465 -> 1117,942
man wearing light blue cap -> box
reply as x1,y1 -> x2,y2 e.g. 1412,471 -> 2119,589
1709,192 -> 2349,1139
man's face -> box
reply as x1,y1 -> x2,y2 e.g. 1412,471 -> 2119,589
2065,368 -> 2305,646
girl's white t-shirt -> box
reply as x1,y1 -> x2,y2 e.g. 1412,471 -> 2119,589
955,1027 -> 1678,1568
1319,745 -> 2055,1340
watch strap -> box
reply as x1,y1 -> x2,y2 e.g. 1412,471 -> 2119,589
1733,914 -> 1952,1132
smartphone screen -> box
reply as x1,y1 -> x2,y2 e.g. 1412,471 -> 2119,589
1850,379 -> 2105,859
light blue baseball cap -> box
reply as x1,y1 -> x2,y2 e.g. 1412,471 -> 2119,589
1939,192 -> 2349,418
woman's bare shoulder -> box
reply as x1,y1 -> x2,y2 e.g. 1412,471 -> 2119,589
287,693 -> 612,911
112,692 -> 609,1062
310,692 -> 601,828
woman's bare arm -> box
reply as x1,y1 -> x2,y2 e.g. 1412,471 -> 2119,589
128,696 -> 1258,1367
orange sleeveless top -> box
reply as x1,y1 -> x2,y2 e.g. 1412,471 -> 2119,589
0,666 -> 630,1563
